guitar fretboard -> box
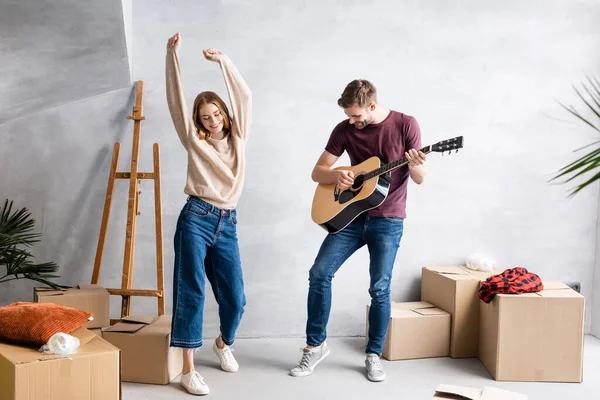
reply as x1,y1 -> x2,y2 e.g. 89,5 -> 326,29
363,145 -> 432,180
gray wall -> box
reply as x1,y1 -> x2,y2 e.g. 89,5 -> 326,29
122,0 -> 133,81
0,0 -> 131,123
1,0 -> 600,340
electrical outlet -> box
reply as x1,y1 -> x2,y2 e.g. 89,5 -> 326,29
565,282 -> 581,293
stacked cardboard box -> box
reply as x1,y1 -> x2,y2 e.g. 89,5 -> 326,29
369,266 -> 495,362
32,284 -> 183,385
0,328 -> 120,400
370,265 -> 586,383
34,284 -> 111,329
102,315 -> 182,385
367,302 -> 451,360
479,281 -> 584,382
417,265 -> 585,383
421,266 -> 499,358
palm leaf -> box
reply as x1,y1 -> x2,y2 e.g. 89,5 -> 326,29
0,199 -> 66,289
559,157 -> 600,184
552,77 -> 600,197
551,147 -> 600,179
566,170 -> 600,197
0,199 -> 41,246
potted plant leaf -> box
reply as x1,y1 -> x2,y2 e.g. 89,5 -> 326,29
552,77 -> 600,196
0,199 -> 68,289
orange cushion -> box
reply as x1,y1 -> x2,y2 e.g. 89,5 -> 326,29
0,302 -> 93,346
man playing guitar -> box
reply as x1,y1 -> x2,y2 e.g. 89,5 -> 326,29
290,79 -> 427,382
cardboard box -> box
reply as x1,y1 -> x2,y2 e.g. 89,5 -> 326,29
90,328 -> 103,337
479,281 -> 585,382
433,384 -> 527,399
421,266 -> 499,358
0,328 -> 120,400
34,284 -> 110,328
102,315 -> 182,384
367,301 -> 451,360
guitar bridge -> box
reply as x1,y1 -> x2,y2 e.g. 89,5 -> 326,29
334,185 -> 340,201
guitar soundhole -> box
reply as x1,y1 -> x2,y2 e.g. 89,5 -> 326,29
351,174 -> 365,191
337,174 -> 366,204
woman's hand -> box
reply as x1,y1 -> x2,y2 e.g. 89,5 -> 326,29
202,48 -> 224,62
168,32 -> 181,49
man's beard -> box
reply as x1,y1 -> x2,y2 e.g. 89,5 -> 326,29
354,116 -> 371,130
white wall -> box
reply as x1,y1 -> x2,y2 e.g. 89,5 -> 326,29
1,0 -> 599,339
593,183 -> 600,338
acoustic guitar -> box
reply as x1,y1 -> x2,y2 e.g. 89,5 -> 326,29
311,136 -> 463,234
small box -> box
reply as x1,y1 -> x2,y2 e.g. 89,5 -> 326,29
0,328 -> 120,400
102,315 -> 182,384
433,384 -> 527,399
479,281 -> 585,382
34,284 -> 110,328
367,301 -> 450,361
421,266 -> 499,358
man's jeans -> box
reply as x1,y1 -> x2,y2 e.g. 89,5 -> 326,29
306,215 -> 404,356
170,196 -> 246,348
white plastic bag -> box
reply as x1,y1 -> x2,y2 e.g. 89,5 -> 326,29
39,332 -> 80,356
465,253 -> 496,272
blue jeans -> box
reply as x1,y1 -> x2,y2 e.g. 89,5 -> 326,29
170,196 -> 246,348
306,215 -> 404,356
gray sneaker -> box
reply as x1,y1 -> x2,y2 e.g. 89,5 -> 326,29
365,353 -> 386,382
290,343 -> 331,377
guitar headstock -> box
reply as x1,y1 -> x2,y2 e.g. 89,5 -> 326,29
431,136 -> 463,154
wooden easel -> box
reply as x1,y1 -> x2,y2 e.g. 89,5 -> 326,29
91,80 -> 165,321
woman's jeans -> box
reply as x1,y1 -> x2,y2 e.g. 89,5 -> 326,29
170,196 -> 246,348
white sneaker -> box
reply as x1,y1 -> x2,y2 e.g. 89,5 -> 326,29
180,371 -> 210,395
213,338 -> 239,372
365,354 -> 386,382
290,342 -> 331,377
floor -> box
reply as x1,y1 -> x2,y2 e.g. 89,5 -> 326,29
123,335 -> 600,399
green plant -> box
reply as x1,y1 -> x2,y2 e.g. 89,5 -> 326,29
551,76 -> 600,197
0,199 -> 67,289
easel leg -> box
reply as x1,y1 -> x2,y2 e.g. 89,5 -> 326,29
153,143 -> 165,315
92,142 -> 120,284
120,82 -> 144,318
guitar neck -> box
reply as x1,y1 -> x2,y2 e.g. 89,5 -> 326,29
364,145 -> 432,180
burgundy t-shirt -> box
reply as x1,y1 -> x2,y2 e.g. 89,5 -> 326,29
324,110 -> 422,218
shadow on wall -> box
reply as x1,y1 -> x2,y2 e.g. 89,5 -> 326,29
55,86 -> 138,283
